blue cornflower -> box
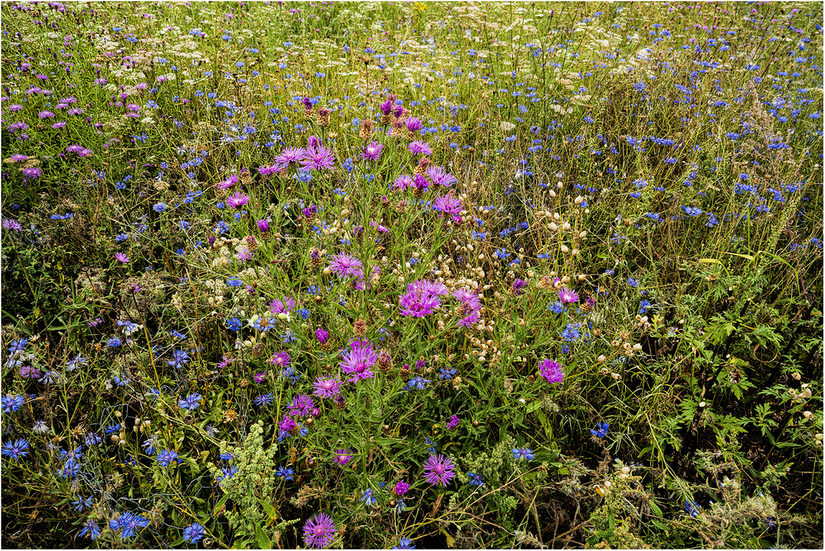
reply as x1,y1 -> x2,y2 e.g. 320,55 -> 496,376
685,499 -> 700,518
182,523 -> 205,544
7,338 -> 28,355
682,206 -> 703,217
627,278 -> 639,288
227,276 -> 243,288
178,393 -> 203,411
157,449 -> 180,467
561,323 -> 581,343
218,465 -> 239,485
225,317 -> 242,331
142,437 -> 157,455
591,421 -> 609,439
547,302 -> 565,314
168,349 -> 190,368
254,393 -> 275,407
2,394 -> 26,413
406,376 -> 430,390
110,511 -> 149,539
170,330 -> 186,340
153,202 -> 167,212
639,300 -> 652,315
106,337 -> 122,348
72,495 -> 94,512
276,465 -> 295,481
57,457 -> 81,478
494,248 -> 511,260
1,438 -> 29,460
393,537 -> 416,549
467,471 -> 485,486
512,448 -> 535,461
439,367 -> 456,380
78,520 -> 101,540
65,353 -> 88,371
361,488 -> 377,507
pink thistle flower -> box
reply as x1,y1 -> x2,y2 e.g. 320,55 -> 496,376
539,359 -> 564,384
303,513 -> 337,549
269,296 -> 296,314
434,192 -> 462,217
216,174 -> 239,190
339,340 -> 378,383
115,252 -> 129,264
225,192 -> 249,208
328,253 -> 363,279
558,287 -> 579,304
268,351 -> 291,368
313,376 -> 340,399
361,141 -> 384,161
422,454 -> 455,487
392,175 -> 413,190
300,145 -> 335,171
333,449 -> 353,467
408,140 -> 432,156
426,165 -> 456,187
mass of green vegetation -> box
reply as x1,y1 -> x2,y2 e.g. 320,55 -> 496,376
1,1 -> 822,548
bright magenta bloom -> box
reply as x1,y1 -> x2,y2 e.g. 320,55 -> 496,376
303,513 -> 336,548
422,454 -> 455,487
539,359 -> 564,384
339,340 -> 378,383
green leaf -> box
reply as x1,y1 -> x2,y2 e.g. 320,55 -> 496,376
255,525 -> 272,549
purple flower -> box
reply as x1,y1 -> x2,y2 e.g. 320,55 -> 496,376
328,253 -> 363,279
452,288 -> 481,313
426,166 -> 456,187
313,376 -> 340,399
22,167 -> 42,180
512,279 -> 527,295
362,141 -> 384,161
300,145 -> 335,171
539,359 -> 564,384
394,479 -> 410,496
257,219 -> 270,232
287,394 -> 317,418
446,414 -> 459,430
274,146 -> 305,167
413,173 -> 429,193
399,280 -> 447,318
303,513 -> 337,549
339,340 -> 378,383
115,252 -> 129,264
226,192 -> 249,208
316,328 -> 329,343
268,350 -> 291,368
408,141 -> 432,156
216,174 -> 239,190
393,175 -> 413,190
558,287 -> 579,304
2,218 -> 22,231
422,454 -> 455,487
269,296 -> 296,314
405,117 -> 423,133
334,449 -> 353,467
434,192 -> 462,217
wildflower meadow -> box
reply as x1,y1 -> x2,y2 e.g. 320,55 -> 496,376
1,1 -> 823,548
